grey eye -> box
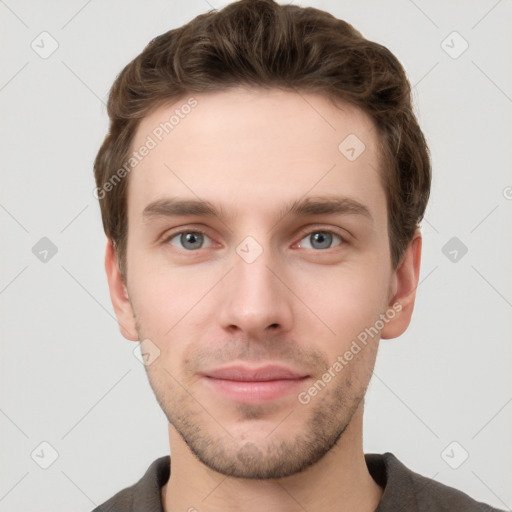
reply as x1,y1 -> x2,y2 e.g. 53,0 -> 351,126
169,232 -> 211,251
299,231 -> 342,250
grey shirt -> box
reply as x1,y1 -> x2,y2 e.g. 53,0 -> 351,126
91,452 -> 505,512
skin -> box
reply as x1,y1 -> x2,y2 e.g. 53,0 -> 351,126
106,88 -> 422,512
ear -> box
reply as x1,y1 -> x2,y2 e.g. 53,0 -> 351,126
381,229 -> 422,340
105,239 -> 139,341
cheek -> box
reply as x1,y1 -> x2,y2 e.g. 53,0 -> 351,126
294,260 -> 390,339
127,255 -> 216,345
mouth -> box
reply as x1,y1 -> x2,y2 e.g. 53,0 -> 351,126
200,364 -> 311,404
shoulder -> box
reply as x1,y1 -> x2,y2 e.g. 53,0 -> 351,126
91,455 -> 170,512
366,452 -> 505,512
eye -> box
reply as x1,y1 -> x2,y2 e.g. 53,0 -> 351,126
167,231 -> 213,251
297,230 -> 344,250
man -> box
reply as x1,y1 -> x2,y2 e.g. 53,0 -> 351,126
92,0 -> 504,510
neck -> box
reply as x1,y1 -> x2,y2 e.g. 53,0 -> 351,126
161,406 -> 382,512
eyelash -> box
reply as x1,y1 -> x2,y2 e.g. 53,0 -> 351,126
162,227 -> 347,252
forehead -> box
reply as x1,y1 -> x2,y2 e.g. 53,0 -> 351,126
127,88 -> 385,223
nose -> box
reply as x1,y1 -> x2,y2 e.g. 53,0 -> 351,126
217,242 -> 294,338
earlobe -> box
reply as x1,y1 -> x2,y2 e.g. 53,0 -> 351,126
381,229 -> 422,340
104,239 -> 139,341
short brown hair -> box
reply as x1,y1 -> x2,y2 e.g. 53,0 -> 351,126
94,0 -> 431,278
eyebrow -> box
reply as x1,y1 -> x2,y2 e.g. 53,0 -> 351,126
142,195 -> 373,225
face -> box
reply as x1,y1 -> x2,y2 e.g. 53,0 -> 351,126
107,88 -> 418,479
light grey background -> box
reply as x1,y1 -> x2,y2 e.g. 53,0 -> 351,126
1,0 -> 511,510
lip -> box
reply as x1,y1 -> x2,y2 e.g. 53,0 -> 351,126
203,364 -> 308,381
200,364 -> 310,404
